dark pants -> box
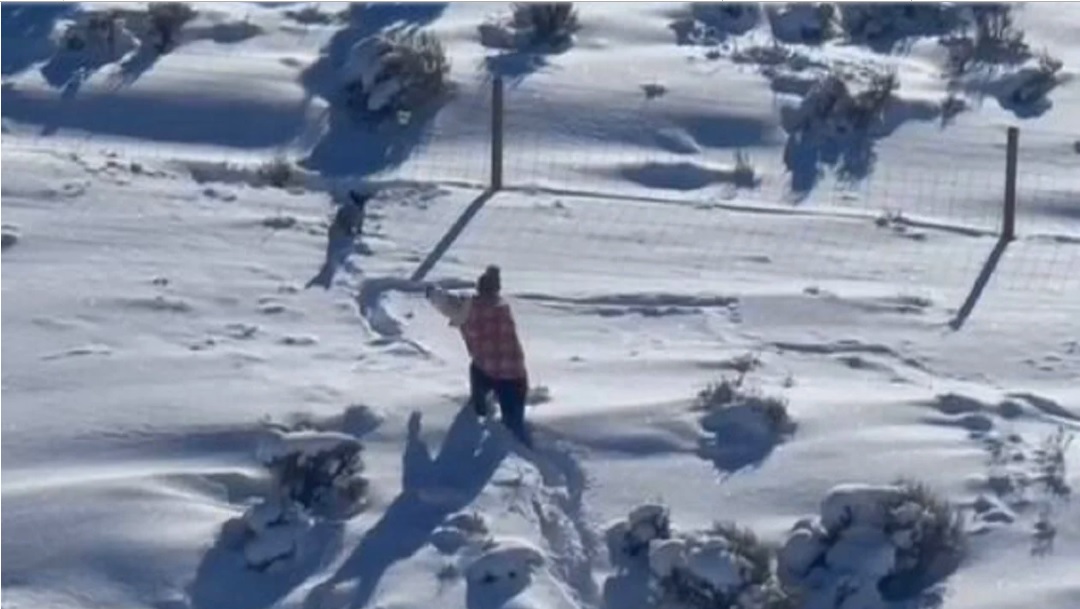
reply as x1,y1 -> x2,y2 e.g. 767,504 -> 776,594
469,363 -> 530,447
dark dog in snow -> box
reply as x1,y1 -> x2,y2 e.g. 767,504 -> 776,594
306,191 -> 369,290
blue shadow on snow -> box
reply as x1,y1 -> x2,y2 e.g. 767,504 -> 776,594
304,406 -> 507,609
1,2 -> 74,76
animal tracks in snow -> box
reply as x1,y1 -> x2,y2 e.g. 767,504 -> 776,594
918,392 -> 1076,554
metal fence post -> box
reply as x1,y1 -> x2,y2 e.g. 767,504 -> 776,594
491,76 -> 505,190
1003,126 -> 1019,241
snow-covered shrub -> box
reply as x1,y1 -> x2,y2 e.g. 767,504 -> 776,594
692,3 -> 761,33
972,4 -> 1027,59
257,156 -> 297,189
650,523 -> 795,609
57,10 -> 138,61
768,3 -> 838,44
778,481 -> 966,607
341,25 -> 450,118
221,496 -> 314,571
515,2 -> 579,46
606,503 -> 673,565
256,427 -> 369,517
145,2 -> 196,53
787,71 -> 898,138
838,3 -> 961,46
672,2 -> 760,46
479,2 -> 580,51
944,5 -> 1029,74
607,505 -> 794,609
697,375 -> 795,443
1035,427 -> 1073,499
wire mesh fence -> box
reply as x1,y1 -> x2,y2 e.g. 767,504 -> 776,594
432,77 -> 1079,318
6,66 -> 1076,318
497,79 -> 1018,234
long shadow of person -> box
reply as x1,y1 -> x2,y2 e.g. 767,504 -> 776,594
306,406 -> 508,609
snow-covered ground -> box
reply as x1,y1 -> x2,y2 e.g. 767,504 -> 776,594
3,3 -> 1079,609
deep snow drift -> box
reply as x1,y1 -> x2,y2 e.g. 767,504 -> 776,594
3,3 -> 1079,609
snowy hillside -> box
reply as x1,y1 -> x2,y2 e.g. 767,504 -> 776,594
3,3 -> 1079,609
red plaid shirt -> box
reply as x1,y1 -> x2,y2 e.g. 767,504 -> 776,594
460,299 -> 528,381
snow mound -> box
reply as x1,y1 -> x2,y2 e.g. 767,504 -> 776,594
465,537 -> 546,586
432,511 -> 491,555
606,503 -> 673,565
778,481 -> 966,608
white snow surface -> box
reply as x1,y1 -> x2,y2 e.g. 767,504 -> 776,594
3,3 -> 1080,609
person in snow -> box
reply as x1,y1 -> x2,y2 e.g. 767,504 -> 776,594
425,265 -> 532,447
307,190 -> 369,290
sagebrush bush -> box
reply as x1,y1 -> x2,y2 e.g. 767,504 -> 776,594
650,522 -> 795,609
1035,427 -> 1073,498
839,3 -> 960,44
779,481 -> 965,606
258,156 -> 296,189
60,11 -> 132,58
789,70 -> 897,138
697,377 -> 794,439
343,25 -> 450,117
885,477 -> 972,583
269,441 -> 366,513
258,428 -> 369,518
146,2 -> 196,52
513,2 -> 579,46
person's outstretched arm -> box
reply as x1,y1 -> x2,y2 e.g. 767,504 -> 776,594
425,285 -> 470,327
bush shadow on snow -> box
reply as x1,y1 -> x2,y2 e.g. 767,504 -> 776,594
781,96 -> 940,196
304,406 -> 507,609
1,2 -> 73,76
299,2 -> 449,178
